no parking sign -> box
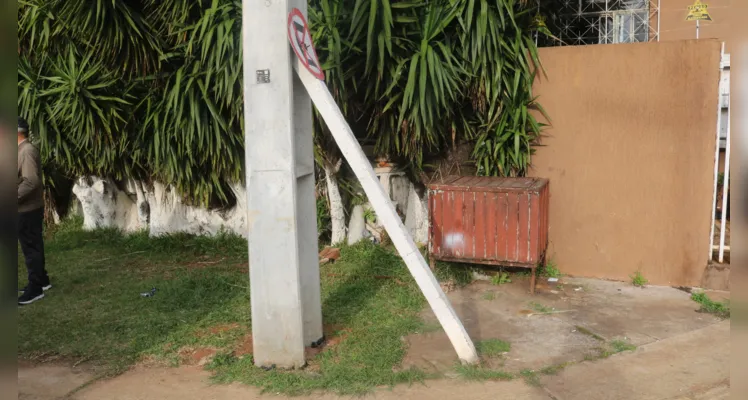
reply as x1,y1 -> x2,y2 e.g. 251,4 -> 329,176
287,8 -> 325,80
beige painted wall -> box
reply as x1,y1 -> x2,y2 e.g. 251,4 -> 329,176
530,40 -> 721,286
659,0 -> 732,50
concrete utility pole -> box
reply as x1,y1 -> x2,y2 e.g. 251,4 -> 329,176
242,0 -> 323,369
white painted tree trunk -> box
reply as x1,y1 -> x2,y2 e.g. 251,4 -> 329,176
347,205 -> 366,245
71,174 -> 430,246
72,177 -> 142,231
50,208 -> 61,225
71,176 -> 248,237
128,178 -> 150,226
324,161 -> 346,245
405,185 -> 429,245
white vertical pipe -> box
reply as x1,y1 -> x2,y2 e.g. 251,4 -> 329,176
293,61 -> 479,365
718,95 -> 731,262
696,20 -> 700,39
708,43 -> 725,262
656,0 -> 661,41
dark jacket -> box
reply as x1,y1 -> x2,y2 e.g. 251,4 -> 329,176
18,140 -> 43,213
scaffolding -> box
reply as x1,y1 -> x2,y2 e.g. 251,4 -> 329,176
541,0 -> 660,46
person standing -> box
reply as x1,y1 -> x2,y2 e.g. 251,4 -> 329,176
17,117 -> 50,305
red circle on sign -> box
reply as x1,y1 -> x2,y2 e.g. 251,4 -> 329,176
287,9 -> 325,80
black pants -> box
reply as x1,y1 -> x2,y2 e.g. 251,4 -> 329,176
18,208 -> 49,294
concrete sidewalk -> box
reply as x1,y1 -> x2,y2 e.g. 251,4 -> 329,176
19,320 -> 729,400
541,321 -> 729,400
18,278 -> 730,399
402,277 -> 725,374
19,364 -> 549,400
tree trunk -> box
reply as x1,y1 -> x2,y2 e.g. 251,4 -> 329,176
131,178 -> 150,226
72,176 -> 248,237
324,161 -> 346,245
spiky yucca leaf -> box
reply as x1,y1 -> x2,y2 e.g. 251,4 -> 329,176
18,0 -> 547,212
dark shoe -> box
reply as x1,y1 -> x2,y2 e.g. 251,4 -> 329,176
18,291 -> 44,305
19,284 -> 52,294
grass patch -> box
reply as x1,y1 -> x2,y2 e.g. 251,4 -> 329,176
513,269 -> 532,278
207,351 -> 239,370
691,292 -> 730,319
539,361 -> 573,376
574,326 -> 605,342
19,218 -> 436,395
454,364 -> 513,381
419,321 -> 444,333
433,261 -> 474,287
490,272 -> 511,285
584,338 -> 636,361
481,291 -> 496,301
539,259 -> 561,279
520,369 -> 541,386
630,271 -> 648,287
475,339 -> 510,357
583,352 -> 599,361
20,219 -> 250,374
529,301 -> 553,314
609,340 -> 637,353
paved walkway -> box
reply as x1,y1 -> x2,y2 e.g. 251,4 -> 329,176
403,278 -> 726,374
19,320 -> 729,400
540,321 -> 729,400
19,278 -> 730,399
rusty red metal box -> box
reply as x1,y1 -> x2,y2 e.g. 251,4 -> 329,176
428,176 -> 549,288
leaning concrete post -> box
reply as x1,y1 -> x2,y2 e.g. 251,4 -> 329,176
287,10 -> 479,364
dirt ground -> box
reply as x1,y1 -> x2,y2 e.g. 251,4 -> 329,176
712,220 -> 730,264
18,278 -> 729,400
713,220 -> 730,244
402,277 -> 724,373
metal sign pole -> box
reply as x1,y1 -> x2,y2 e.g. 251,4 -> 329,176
687,1 -> 712,39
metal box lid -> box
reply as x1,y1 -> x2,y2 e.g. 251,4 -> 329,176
428,176 -> 548,193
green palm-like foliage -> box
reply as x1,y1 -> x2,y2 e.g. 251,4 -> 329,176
18,0 -> 547,210
140,0 -> 244,206
321,0 -> 547,175
40,49 -> 133,176
459,0 -> 550,176
18,0 -> 245,207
